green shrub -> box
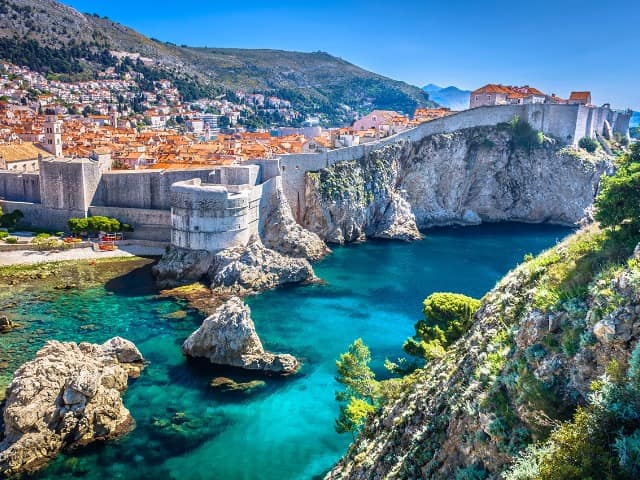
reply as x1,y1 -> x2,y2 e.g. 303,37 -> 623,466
0,231 -> 8,239
578,136 -> 598,153
404,292 -> 481,358
595,143 -> 640,242
5,236 -> 17,244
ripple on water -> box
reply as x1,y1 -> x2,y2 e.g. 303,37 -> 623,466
0,223 -> 572,480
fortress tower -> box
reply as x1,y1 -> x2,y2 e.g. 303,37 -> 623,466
43,114 -> 62,157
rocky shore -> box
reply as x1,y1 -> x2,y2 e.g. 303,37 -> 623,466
182,297 -> 299,374
0,337 -> 145,477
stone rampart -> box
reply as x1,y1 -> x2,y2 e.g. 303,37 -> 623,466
169,178 -> 261,251
0,171 -> 40,203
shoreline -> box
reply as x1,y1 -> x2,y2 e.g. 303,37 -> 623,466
0,244 -> 165,267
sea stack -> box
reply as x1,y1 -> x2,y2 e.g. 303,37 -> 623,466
182,297 -> 299,374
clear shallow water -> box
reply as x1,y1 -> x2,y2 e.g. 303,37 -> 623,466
0,223 -> 572,480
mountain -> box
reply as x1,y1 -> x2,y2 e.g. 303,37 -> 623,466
422,83 -> 471,111
0,0 -> 437,125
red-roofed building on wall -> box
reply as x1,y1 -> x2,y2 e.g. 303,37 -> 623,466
568,91 -> 592,105
470,84 -> 547,108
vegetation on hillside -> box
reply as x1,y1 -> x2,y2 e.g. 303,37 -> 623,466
333,144 -> 640,477
0,0 -> 436,125
403,292 -> 481,359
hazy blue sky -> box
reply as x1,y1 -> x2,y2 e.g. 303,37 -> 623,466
62,0 -> 639,110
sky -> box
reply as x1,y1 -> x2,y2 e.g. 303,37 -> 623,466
61,0 -> 639,110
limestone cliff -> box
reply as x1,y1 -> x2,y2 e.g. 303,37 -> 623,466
327,228 -> 640,479
260,178 -> 330,260
304,126 -> 610,243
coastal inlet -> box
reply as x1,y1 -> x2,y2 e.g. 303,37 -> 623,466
0,223 -> 572,480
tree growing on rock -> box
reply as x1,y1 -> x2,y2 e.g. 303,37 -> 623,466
335,338 -> 379,437
403,292 -> 481,359
595,143 -> 640,242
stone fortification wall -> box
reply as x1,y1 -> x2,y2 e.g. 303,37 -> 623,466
88,206 -> 172,242
278,103 -> 624,220
0,171 -> 40,203
93,169 -> 213,210
170,178 -> 261,251
0,200 -> 84,231
209,164 -> 260,186
39,157 -> 101,212
243,158 -> 280,182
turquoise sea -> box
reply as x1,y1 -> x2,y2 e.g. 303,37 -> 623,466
1,223 -> 572,480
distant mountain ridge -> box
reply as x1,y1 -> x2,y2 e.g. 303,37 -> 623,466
0,0 -> 437,125
422,83 -> 471,111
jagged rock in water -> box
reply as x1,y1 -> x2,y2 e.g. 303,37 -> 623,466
208,240 -> 315,294
0,315 -> 14,333
0,337 -> 145,477
152,247 -> 214,289
260,177 -> 330,260
182,297 -> 299,374
304,126 -> 610,243
373,191 -> 422,241
326,230 -> 640,479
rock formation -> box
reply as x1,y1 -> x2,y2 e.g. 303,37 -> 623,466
154,239 -> 315,293
182,297 -> 299,374
208,240 -> 315,295
0,337 -> 145,477
0,315 -> 14,334
260,178 -> 330,260
326,233 -> 640,479
304,126 -> 611,243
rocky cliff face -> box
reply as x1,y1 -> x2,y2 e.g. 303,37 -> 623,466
0,337 -> 145,477
153,178 -> 326,290
327,229 -> 640,479
304,126 -> 610,243
260,178 -> 330,260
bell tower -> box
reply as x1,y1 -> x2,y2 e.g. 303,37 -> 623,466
43,114 -> 62,157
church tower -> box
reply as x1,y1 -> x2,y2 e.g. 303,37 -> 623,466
43,114 -> 62,157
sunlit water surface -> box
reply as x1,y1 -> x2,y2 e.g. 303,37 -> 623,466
0,223 -> 572,480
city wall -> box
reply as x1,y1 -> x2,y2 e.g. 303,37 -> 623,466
0,103 -> 631,247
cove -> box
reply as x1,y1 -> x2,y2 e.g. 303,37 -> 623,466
0,223 -> 572,480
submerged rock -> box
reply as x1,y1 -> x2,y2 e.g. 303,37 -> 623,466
0,337 -> 145,477
210,377 -> 267,393
182,297 -> 299,374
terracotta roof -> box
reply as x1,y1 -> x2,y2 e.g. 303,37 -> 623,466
569,91 -> 591,101
0,142 -> 49,163
472,84 -> 546,98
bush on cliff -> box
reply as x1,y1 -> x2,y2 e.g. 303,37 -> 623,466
578,136 -> 599,153
335,338 -> 380,436
403,292 -> 481,359
499,116 -> 544,151
595,143 -> 640,241
505,345 -> 640,480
